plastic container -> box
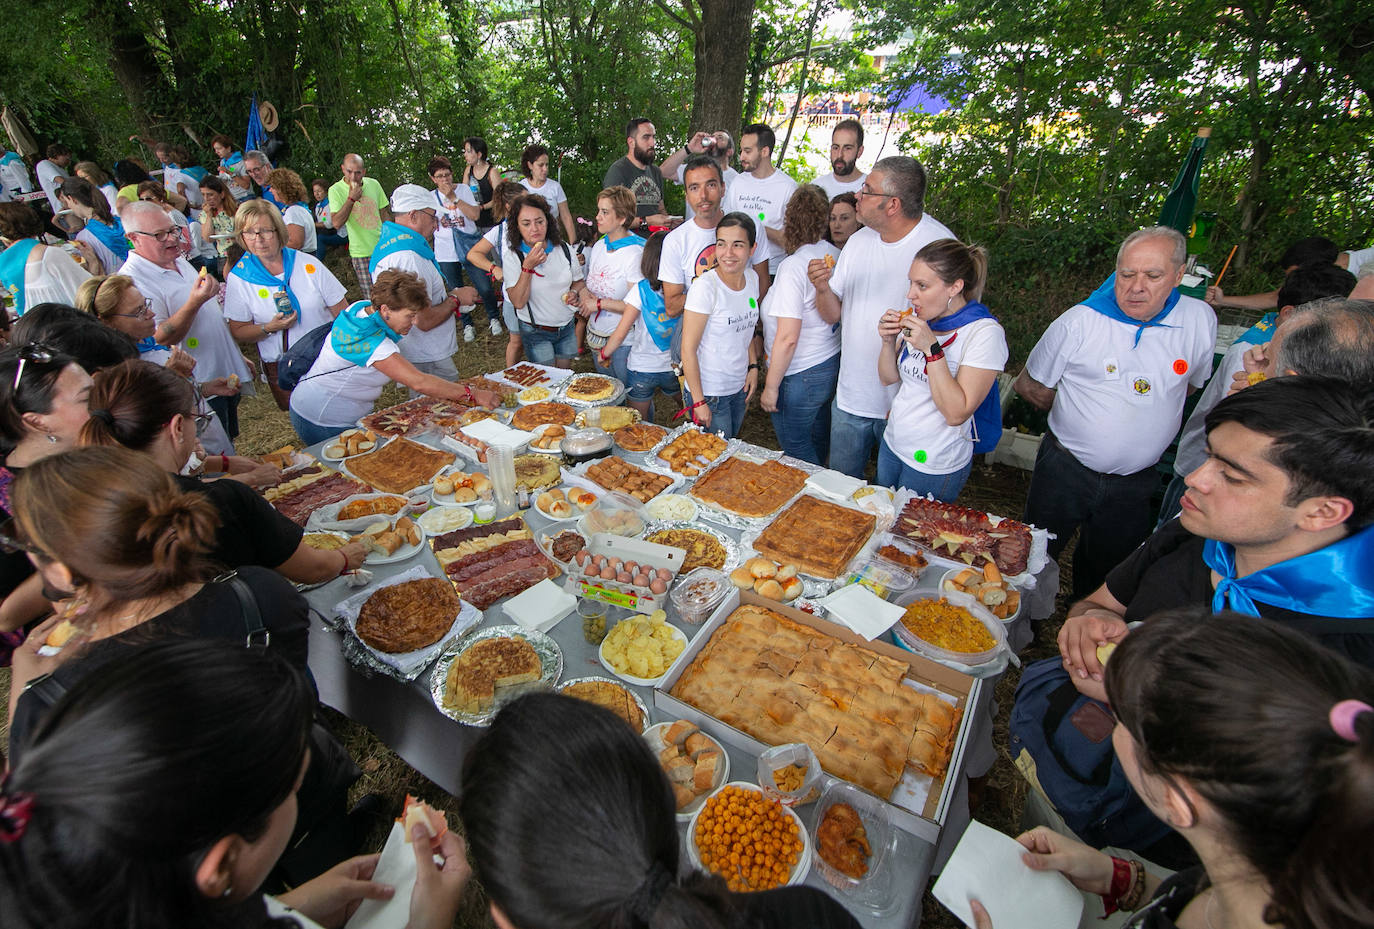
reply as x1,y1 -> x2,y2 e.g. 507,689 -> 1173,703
560,427 -> 614,465
938,567 -> 1023,624
890,590 -> 1007,667
577,491 -> 647,538
841,557 -> 916,601
669,567 -> 730,625
578,599 -> 609,645
808,779 -> 896,900
757,743 -> 822,806
686,782 -> 812,889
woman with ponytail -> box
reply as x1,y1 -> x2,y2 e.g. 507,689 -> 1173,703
3,446 -> 310,757
876,238 -> 1007,501
972,609 -> 1374,929
81,359 -> 368,584
461,692 -> 860,929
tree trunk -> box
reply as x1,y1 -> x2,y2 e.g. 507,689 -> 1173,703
689,0 -> 756,137
92,0 -> 173,134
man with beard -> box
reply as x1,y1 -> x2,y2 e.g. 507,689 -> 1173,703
726,123 -> 798,276
604,118 -> 671,230
660,155 -> 768,317
814,119 -> 866,202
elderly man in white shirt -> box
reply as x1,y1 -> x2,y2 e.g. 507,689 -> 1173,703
370,184 -> 478,388
1014,226 -> 1216,598
119,201 -> 251,439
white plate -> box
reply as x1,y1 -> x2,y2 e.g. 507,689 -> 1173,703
417,506 -> 474,535
319,433 -> 391,462
686,781 -> 812,888
597,619 -> 688,686
533,487 -> 579,521
357,519 -> 428,566
429,468 -> 488,508
307,493 -> 414,532
516,386 -> 556,405
643,722 -> 730,820
645,493 -> 699,523
525,422 -> 568,455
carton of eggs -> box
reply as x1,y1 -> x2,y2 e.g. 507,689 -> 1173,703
572,548 -> 673,595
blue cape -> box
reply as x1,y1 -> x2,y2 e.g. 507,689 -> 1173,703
369,221 -> 441,278
84,216 -> 129,262
1082,273 -> 1182,348
1204,525 -> 1374,619
329,300 -> 403,367
0,238 -> 39,315
636,279 -> 675,352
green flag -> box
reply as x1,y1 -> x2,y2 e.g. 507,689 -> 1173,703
1157,129 -> 1210,235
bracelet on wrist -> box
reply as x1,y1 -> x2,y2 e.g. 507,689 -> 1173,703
337,550 -> 350,576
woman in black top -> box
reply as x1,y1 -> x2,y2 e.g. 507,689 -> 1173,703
971,610 -> 1374,929
81,358 -> 367,583
461,692 -> 862,929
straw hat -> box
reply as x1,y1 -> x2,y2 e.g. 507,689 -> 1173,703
258,101 -> 280,132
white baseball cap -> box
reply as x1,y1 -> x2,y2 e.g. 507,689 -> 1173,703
390,183 -> 436,214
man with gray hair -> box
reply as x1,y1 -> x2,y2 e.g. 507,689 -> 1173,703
1267,298 -> 1374,387
808,155 -> 955,478
328,154 -> 391,299
1014,226 -> 1216,597
241,150 -> 281,208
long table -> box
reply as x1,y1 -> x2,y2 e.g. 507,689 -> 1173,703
299,435 -> 1006,928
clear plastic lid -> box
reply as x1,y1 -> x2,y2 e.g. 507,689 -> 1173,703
560,427 -> 613,456
578,491 -> 647,537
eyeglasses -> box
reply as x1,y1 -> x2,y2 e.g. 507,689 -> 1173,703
113,298 -> 155,320
12,343 -> 55,391
856,186 -> 894,200
193,411 -> 215,437
129,227 -> 180,242
0,517 -> 43,557
242,229 -> 277,239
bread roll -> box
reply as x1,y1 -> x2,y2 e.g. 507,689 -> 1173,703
780,577 -> 803,601
673,782 -> 697,811
326,442 -> 347,459
435,475 -> 455,496
775,563 -> 798,581
454,486 -> 478,503
754,578 -> 785,601
693,752 -> 719,791
730,566 -> 755,589
664,719 -> 697,746
471,473 -> 492,493
748,558 -> 777,580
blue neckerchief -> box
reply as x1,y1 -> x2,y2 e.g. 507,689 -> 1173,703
1233,312 -> 1278,346
135,336 -> 161,354
518,241 -> 554,257
230,248 -> 301,316
637,279 -> 676,352
897,299 -> 996,365
605,233 -> 645,252
84,216 -> 129,261
1203,525 -> 1374,618
1082,273 -> 1181,348
0,238 -> 39,315
221,152 -> 244,169
0,152 -> 20,166
330,300 -> 403,366
369,221 -> 441,278
182,165 -> 208,182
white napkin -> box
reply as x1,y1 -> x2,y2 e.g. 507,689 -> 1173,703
346,823 -> 415,929
502,579 -> 576,632
817,583 -> 905,640
932,819 -> 1083,929
460,417 -> 532,447
805,468 -> 865,501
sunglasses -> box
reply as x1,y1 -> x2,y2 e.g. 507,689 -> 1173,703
0,517 -> 43,557
12,343 -> 56,391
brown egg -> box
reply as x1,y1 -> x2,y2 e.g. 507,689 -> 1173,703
623,560 -> 639,575
599,565 -> 617,580
616,571 -> 633,584
650,578 -> 668,594
591,554 -> 605,568
608,557 -> 623,572
656,567 -> 672,582
633,572 -> 649,587
574,549 -> 589,565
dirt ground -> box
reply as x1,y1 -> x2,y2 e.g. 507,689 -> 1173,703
0,284 -> 1076,927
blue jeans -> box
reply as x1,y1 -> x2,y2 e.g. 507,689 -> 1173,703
205,394 -> 241,441
684,386 -> 748,439
827,401 -> 887,478
437,261 -> 474,326
1023,431 -> 1161,599
518,320 -> 578,364
768,354 -> 839,465
592,342 -> 631,384
314,231 -> 347,262
455,230 -> 499,322
627,368 -> 680,404
290,408 -> 348,446
877,440 -> 973,501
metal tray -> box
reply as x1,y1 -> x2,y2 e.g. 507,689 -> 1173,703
428,624 -> 563,726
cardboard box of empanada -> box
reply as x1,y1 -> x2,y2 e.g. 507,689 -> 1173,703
653,587 -> 979,843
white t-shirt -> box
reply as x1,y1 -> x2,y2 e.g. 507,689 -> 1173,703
831,215 -> 956,419
1026,297 -> 1216,475
1172,339 -> 1247,478
583,235 -> 644,336
658,215 -> 766,290
290,331 -> 401,426
99,183 -> 120,214
675,163 -> 739,220
282,203 -> 318,254
761,241 -> 841,376
500,240 -> 583,328
684,268 -> 760,396
520,177 -> 568,210
814,172 -> 866,202
74,228 -> 118,275
883,317 -> 1008,474
432,187 -> 477,262
372,249 -> 457,364
0,157 -> 32,195
119,253 -> 251,384
624,284 -> 673,374
35,159 -> 68,213
224,251 -> 347,362
1346,245 -> 1374,279
18,245 -> 92,311
164,166 -> 203,207
725,168 -> 798,273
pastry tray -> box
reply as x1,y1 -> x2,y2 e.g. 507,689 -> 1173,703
491,362 -> 574,390
561,458 -> 685,503
556,372 -> 627,408
642,421 -> 742,478
653,587 -> 980,843
738,493 -> 893,596
331,565 -> 485,682
428,623 -> 563,725
641,520 -> 745,580
685,448 -> 810,532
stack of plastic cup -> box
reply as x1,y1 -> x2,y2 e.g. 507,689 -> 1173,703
487,443 -> 518,517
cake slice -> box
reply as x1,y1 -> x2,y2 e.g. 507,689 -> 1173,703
444,636 -> 542,714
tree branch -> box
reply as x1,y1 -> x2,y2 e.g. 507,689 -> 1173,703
653,0 -> 696,32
